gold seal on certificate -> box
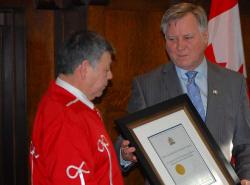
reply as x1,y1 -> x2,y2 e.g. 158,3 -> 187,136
175,164 -> 185,175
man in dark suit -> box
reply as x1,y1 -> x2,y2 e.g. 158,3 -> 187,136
117,3 -> 250,185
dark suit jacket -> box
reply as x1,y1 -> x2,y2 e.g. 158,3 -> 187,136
127,61 -> 250,179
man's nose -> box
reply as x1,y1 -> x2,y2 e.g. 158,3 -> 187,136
176,39 -> 186,50
108,71 -> 113,80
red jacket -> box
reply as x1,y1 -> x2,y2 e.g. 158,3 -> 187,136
30,81 -> 123,185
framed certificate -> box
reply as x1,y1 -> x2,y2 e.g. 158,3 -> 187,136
116,94 -> 240,185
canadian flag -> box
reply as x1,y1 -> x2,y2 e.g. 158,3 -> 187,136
205,0 -> 247,77
205,0 -> 248,165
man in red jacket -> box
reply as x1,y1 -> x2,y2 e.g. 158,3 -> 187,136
30,31 -> 124,185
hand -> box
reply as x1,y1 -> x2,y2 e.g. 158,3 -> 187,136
241,179 -> 250,185
121,140 -> 137,162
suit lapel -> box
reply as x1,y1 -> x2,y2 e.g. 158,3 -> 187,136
161,62 -> 183,100
206,62 -> 224,137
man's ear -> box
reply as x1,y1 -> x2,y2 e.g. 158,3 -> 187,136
77,60 -> 90,80
202,29 -> 209,44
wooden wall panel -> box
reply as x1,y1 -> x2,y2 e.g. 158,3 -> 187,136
26,4 -> 55,133
0,0 -> 56,139
87,6 -> 106,34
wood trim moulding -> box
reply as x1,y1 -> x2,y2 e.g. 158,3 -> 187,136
34,0 -> 110,9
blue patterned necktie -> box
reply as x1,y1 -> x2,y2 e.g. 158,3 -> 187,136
186,71 -> 206,121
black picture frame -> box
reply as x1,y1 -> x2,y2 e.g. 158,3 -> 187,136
116,94 -> 240,185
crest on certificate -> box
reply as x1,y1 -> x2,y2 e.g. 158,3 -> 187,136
168,137 -> 175,145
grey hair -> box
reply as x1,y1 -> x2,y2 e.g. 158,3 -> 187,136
161,3 -> 208,36
57,30 -> 114,75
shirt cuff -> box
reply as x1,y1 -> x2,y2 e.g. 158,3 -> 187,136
119,148 -> 132,168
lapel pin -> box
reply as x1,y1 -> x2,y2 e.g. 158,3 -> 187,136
212,89 -> 218,95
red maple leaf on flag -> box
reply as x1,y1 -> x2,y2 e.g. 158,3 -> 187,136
206,0 -> 250,99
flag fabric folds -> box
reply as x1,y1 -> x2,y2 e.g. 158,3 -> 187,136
205,0 -> 247,77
